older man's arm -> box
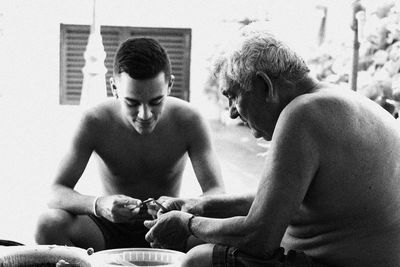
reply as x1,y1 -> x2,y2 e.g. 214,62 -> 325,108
188,100 -> 320,256
146,101 -> 320,256
157,193 -> 254,218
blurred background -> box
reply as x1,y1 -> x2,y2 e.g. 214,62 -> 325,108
0,0 -> 399,244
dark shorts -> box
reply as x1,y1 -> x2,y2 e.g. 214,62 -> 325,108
88,211 -> 152,249
212,245 -> 327,267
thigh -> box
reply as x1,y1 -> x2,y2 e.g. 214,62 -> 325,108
212,245 -> 326,267
213,245 -> 284,267
182,244 -> 214,267
67,214 -> 106,251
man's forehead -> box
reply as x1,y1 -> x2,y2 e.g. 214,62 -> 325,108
220,78 -> 239,93
115,71 -> 167,83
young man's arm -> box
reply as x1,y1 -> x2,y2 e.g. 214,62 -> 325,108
185,108 -> 225,195
50,110 -> 142,222
48,111 -> 99,215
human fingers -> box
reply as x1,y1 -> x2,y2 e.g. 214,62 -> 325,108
146,202 -> 159,215
123,198 -> 142,215
110,196 -> 141,216
157,196 -> 174,204
113,195 -> 138,207
154,197 -> 182,216
102,198 -> 139,222
124,196 -> 142,206
144,220 -> 158,244
145,199 -> 167,217
150,242 -> 163,248
143,219 -> 157,230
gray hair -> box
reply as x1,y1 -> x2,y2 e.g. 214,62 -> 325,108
214,24 -> 310,91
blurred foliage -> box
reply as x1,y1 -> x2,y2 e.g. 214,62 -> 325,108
308,1 -> 400,117
204,1 -> 400,119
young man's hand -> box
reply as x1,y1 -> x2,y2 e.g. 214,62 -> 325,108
95,195 -> 142,223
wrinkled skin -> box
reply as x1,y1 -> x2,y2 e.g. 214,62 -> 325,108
146,196 -> 203,218
144,210 -> 193,251
95,194 -> 141,223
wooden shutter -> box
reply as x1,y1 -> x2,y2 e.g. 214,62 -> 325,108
60,24 -> 191,105
60,24 -> 89,104
127,27 -> 192,102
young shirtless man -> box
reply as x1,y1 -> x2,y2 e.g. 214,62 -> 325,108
34,37 -> 224,251
144,25 -> 400,266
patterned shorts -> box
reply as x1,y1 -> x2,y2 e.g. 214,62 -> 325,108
212,245 -> 326,267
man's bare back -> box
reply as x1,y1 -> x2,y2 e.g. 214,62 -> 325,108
282,86 -> 400,266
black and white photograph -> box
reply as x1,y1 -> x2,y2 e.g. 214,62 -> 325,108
1,0 -> 400,266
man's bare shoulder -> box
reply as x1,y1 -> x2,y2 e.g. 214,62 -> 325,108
164,97 -> 203,125
279,82 -> 396,142
80,99 -> 120,130
283,84 -> 359,120
275,84 -> 354,139
83,99 -> 119,121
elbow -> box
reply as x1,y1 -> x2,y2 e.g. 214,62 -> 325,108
236,219 -> 279,258
202,184 -> 226,196
237,232 -> 278,259
211,186 -> 226,195
236,226 -> 260,249
47,184 -> 62,208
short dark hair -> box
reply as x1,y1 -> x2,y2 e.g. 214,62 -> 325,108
113,37 -> 171,80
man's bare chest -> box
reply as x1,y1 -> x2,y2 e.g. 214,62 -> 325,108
94,130 -> 188,176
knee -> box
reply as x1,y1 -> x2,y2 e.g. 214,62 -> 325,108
34,209 -> 72,244
181,244 -> 214,267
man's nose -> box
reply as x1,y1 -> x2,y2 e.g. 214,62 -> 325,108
138,104 -> 152,120
229,104 -> 240,119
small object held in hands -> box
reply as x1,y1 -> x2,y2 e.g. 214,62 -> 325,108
146,198 -> 168,212
125,198 -> 168,212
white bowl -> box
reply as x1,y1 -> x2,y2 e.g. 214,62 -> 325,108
90,248 -> 186,267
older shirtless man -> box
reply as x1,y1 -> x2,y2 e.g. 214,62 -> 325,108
34,38 -> 224,251
144,26 -> 400,266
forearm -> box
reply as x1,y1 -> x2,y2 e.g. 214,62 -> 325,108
48,184 -> 96,215
189,216 -> 250,248
199,193 -> 255,218
190,215 -> 275,257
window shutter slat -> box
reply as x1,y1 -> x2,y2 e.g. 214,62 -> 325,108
60,24 -> 191,105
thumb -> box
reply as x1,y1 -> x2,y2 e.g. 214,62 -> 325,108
143,219 -> 157,229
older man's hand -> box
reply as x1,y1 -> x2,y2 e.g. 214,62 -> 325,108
146,196 -> 203,218
144,210 -> 193,251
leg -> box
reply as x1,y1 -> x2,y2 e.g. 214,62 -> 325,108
185,235 -> 206,251
34,209 -> 105,251
181,244 -> 214,267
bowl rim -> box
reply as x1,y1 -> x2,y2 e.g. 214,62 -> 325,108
92,247 -> 186,256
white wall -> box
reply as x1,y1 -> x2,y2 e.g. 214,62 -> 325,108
1,0 -> 353,109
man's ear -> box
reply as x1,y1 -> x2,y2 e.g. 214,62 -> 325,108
256,71 -> 278,103
110,77 -> 118,99
167,74 -> 175,95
